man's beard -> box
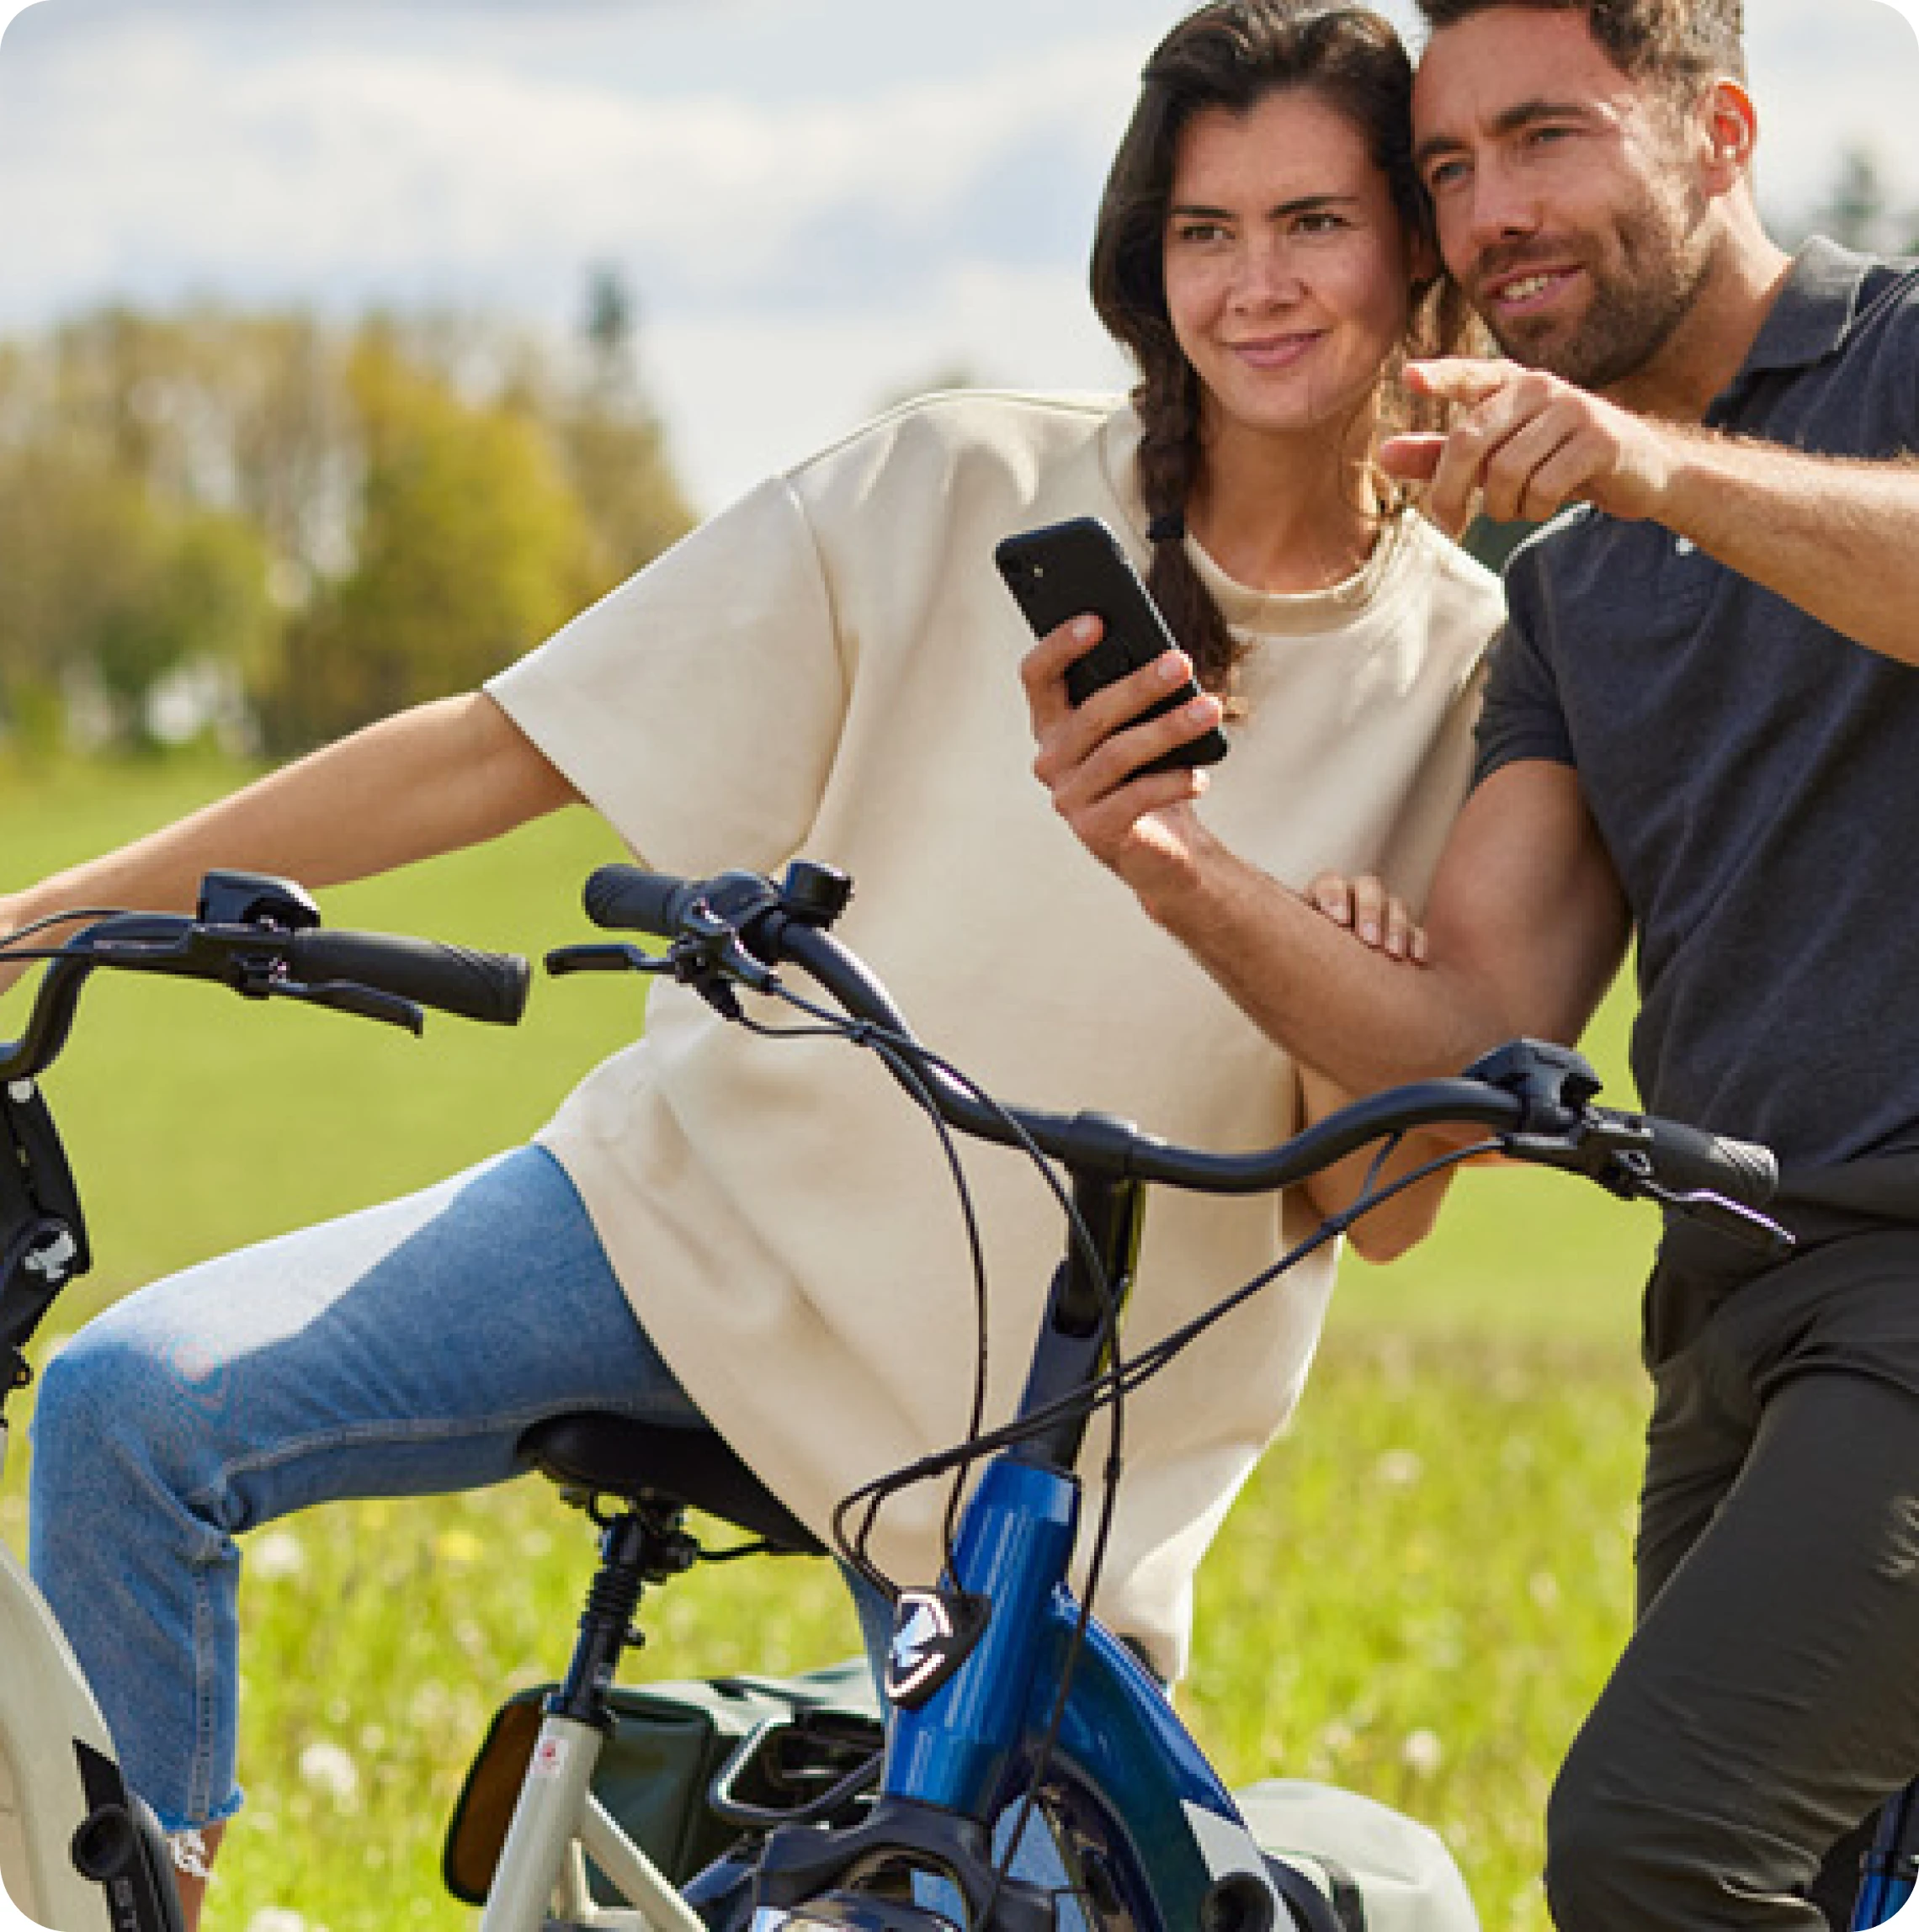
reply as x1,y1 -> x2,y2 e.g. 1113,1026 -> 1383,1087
1479,181 -> 1716,393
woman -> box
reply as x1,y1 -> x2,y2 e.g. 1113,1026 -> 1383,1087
3,4 -> 1499,1913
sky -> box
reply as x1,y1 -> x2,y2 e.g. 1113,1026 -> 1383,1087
0,0 -> 1916,515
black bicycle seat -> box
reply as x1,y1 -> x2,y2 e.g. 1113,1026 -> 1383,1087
516,1412 -> 825,1556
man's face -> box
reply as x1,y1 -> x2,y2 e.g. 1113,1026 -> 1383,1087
1411,7 -> 1716,392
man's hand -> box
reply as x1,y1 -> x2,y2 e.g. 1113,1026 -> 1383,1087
1020,616 -> 1226,908
1382,358 -> 1679,537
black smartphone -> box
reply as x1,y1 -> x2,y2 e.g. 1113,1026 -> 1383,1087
994,514 -> 1229,772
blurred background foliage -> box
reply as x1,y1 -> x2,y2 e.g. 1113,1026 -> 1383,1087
0,268 -> 693,760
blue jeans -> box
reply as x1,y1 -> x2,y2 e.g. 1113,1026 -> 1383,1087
29,1146 -> 727,1832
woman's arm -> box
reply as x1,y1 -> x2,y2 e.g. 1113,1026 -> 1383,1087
2,691 -> 581,990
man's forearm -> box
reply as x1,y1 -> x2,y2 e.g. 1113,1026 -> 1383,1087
1660,433 -> 1919,667
1137,829 -> 1515,1097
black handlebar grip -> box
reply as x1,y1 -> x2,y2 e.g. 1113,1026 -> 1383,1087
1641,1115 -> 1778,1208
287,931 -> 529,1026
582,865 -> 699,937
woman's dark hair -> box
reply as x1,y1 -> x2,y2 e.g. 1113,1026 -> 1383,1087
1091,1 -> 1468,694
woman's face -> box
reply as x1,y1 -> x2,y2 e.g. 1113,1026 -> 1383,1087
1162,88 -> 1422,452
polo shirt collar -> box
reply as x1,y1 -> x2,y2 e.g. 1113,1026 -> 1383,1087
1736,235 -> 1879,380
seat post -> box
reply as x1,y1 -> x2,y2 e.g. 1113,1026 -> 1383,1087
548,1499 -> 699,1729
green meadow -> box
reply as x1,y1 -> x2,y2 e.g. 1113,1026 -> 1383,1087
0,754 -> 1656,1932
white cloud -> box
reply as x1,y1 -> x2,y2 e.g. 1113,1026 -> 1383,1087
0,10 -> 1139,321
0,0 -> 1915,512
648,257 -> 1133,507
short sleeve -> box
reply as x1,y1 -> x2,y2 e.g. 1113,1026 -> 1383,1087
1470,549 -> 1575,788
486,475 -> 847,874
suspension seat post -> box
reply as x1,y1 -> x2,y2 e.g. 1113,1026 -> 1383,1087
549,1500 -> 695,1728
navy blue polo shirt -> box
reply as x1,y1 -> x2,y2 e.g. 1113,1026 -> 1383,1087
1475,239 -> 1919,1184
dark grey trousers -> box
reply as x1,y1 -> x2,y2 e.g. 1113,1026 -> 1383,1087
1545,1224 -> 1919,1932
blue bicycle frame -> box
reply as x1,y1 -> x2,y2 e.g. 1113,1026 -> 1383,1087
753,1453 -> 1293,1932
751,1169 -> 1305,1932
895,1456 -> 1278,1929
1854,1785 -> 1919,1928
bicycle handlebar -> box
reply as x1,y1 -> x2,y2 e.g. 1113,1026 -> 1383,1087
562,862 -> 1784,1244
0,875 -> 530,1086
279,929 -> 530,1026
582,864 -> 703,938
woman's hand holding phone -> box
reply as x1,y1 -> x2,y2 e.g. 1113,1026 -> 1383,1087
995,516 -> 1230,774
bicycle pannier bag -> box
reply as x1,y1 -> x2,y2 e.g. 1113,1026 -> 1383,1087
444,1660 -> 881,1906
1236,1779 -> 1480,1932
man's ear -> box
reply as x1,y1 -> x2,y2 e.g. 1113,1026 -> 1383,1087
1697,77 -> 1760,193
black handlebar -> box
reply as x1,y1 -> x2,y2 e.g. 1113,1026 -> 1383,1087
564,862 -> 1783,1243
582,866 -> 703,938
1637,1117 -> 1779,1204
0,876 -> 530,1086
284,930 -> 529,1027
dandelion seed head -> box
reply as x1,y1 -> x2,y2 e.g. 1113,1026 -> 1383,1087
298,1740 -> 361,1806
248,1531 -> 307,1583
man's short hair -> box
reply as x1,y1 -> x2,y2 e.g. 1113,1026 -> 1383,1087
1414,0 -> 1746,93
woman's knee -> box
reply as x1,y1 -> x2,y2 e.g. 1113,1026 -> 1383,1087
32,1302 -> 199,1499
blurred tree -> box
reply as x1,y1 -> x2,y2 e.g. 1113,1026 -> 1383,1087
256,322 -> 599,751
547,266 -> 696,590
1821,146 -> 1895,252
0,281 -> 696,757
582,263 -> 637,369
0,437 -> 274,752
1780,142 -> 1919,256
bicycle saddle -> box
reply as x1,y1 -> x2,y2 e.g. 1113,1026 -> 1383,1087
516,1413 -> 825,1556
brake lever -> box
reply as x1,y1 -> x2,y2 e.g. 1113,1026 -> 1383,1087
273,979 -> 425,1035
1605,1153 -> 1794,1259
545,942 -> 670,978
544,931 -> 773,1023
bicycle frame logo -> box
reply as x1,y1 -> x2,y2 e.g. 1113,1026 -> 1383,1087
884,1587 -> 986,1708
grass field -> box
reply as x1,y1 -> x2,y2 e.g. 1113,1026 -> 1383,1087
0,752 -> 1657,1932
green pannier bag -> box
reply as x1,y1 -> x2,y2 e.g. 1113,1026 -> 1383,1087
443,1659 -> 883,1907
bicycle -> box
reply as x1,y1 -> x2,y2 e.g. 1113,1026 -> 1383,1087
2,858 -> 1893,1932
490,857 -> 1802,1932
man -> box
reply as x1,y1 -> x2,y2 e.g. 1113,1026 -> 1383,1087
1023,3 -> 1919,1928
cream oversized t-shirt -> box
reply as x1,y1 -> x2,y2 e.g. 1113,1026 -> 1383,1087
488,391 -> 1499,1677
